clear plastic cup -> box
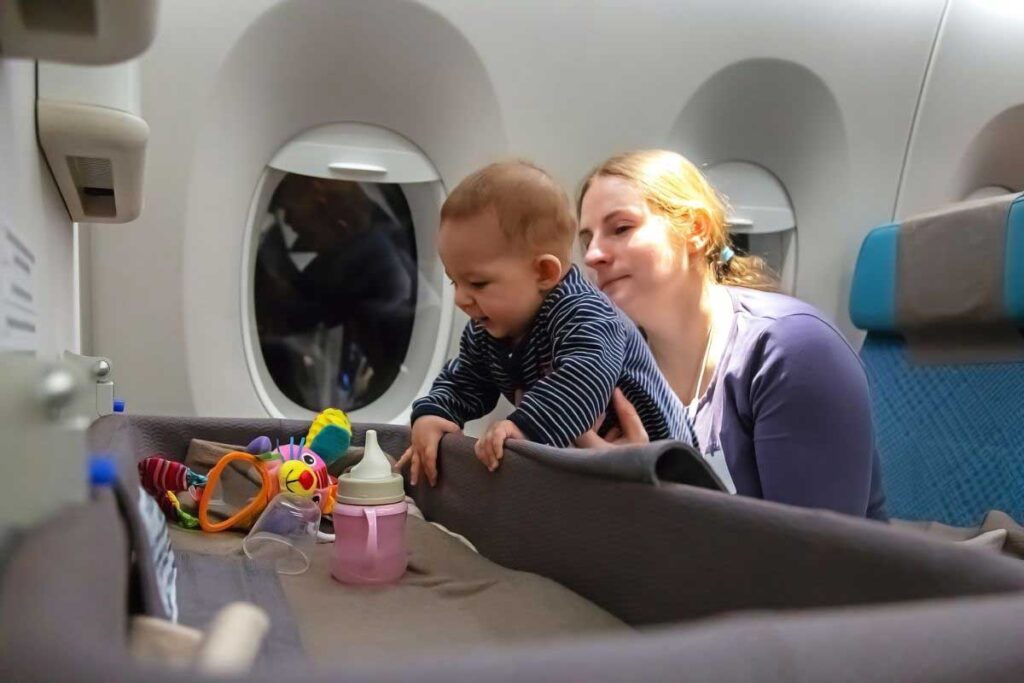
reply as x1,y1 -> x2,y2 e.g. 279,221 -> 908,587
242,493 -> 320,575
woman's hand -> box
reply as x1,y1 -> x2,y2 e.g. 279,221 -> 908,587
574,388 -> 649,449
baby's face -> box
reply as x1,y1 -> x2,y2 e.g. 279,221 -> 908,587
439,211 -> 546,341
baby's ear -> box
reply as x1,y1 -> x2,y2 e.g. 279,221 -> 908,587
534,254 -> 564,290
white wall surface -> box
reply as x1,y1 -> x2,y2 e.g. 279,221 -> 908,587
0,58 -> 76,359
896,0 -> 1024,216
88,0 -> 960,419
87,1 -> 282,416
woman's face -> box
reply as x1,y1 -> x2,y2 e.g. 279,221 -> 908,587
579,175 -> 691,323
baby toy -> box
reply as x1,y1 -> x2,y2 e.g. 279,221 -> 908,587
138,457 -> 208,529
194,437 -> 335,532
138,408 -> 353,533
304,407 -> 352,466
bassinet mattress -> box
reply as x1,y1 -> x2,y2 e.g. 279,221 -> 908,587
168,515 -> 626,664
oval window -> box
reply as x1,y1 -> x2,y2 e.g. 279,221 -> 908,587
704,161 -> 798,293
253,173 -> 417,412
242,123 -> 452,422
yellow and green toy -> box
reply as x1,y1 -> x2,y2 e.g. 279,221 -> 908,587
305,407 -> 352,467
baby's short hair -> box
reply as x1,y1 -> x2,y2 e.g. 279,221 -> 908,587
441,160 -> 576,261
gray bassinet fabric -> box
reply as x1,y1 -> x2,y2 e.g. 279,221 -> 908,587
174,550 -> 305,662
89,415 -> 1024,627
6,580 -> 1024,682
7,414 -> 1024,682
297,592 -> 1024,683
87,415 -> 717,488
497,437 -> 723,488
409,430 -> 1024,625
169,516 -> 626,665
0,491 -> 130,662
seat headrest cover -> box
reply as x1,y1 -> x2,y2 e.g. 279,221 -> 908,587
850,194 -> 1024,332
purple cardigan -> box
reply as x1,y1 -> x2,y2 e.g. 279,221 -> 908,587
691,287 -> 887,520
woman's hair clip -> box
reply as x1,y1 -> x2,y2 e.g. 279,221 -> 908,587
719,245 -> 735,265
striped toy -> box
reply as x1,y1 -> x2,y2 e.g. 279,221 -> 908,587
138,456 -> 207,526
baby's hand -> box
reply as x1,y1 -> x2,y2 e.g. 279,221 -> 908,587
396,416 -> 461,487
474,420 -> 525,472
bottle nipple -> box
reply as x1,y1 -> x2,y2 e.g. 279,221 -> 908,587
335,429 -> 405,506
349,430 -> 391,481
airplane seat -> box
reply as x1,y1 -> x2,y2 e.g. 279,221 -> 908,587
850,193 -> 1024,526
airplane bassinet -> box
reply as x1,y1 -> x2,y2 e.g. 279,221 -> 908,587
2,413 -> 1024,681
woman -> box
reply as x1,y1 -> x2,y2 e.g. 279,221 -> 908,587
576,150 -> 886,519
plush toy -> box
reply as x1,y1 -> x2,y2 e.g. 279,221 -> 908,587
138,457 -> 207,529
190,437 -> 337,532
138,408 -> 352,533
305,408 -> 352,466
267,437 -> 335,514
246,435 -> 273,455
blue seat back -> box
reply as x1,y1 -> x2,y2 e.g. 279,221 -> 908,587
849,194 -> 1024,526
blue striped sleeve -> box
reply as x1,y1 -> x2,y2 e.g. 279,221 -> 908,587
411,324 -> 500,427
509,312 -> 625,447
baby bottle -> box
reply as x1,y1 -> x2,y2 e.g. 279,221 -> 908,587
331,429 -> 408,585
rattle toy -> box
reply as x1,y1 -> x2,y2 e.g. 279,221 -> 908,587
138,407 -> 352,533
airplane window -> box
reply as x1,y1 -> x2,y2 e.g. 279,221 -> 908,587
706,161 -> 797,293
731,233 -> 754,258
730,231 -> 795,291
252,172 -> 417,413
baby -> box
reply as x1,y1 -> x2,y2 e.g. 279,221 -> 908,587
398,161 -> 695,486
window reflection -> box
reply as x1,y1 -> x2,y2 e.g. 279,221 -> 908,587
254,173 -> 417,412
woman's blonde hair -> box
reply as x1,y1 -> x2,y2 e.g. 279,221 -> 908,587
578,150 -> 778,291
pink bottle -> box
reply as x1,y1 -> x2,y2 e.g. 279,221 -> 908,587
331,430 -> 408,585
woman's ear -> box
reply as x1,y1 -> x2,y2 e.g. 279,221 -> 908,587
685,213 -> 710,255
533,254 -> 564,290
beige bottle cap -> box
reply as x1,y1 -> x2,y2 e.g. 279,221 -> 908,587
335,430 -> 405,505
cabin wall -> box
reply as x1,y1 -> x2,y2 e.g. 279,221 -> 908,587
896,0 -> 1024,215
0,58 -> 77,359
85,0 -> 965,420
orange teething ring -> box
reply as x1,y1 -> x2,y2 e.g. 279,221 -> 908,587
198,451 -> 274,532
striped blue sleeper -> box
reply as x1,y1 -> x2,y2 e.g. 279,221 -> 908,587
412,265 -> 696,448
